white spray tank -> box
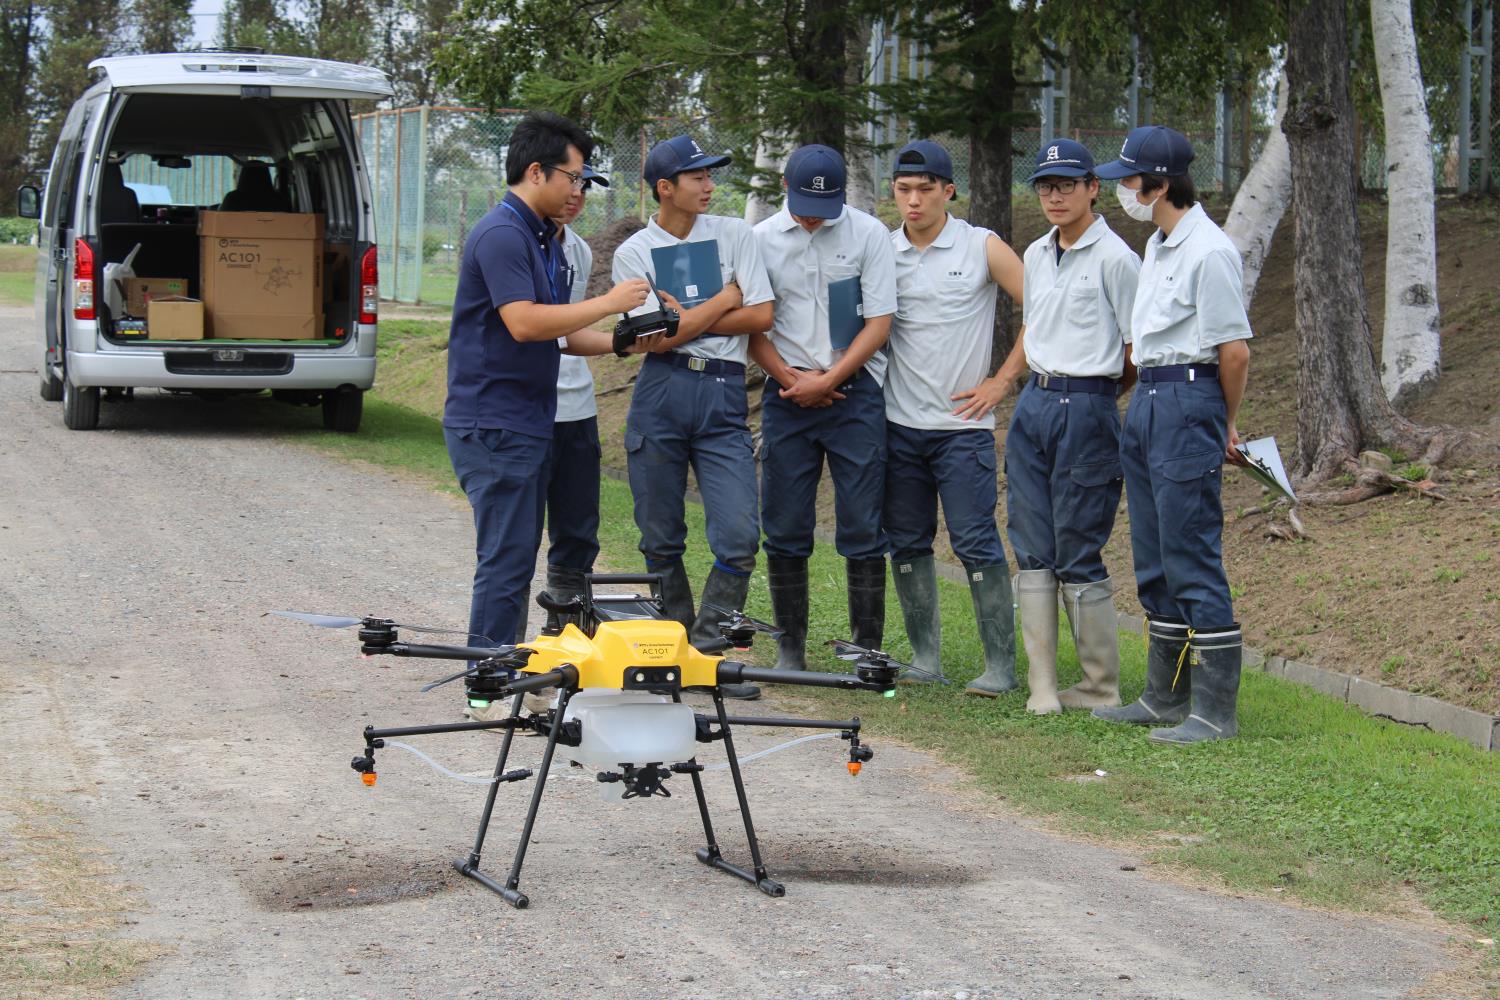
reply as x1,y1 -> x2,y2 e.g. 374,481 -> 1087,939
562,689 -> 699,801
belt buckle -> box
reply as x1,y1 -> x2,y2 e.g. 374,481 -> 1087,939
1187,367 -> 1196,382
1038,374 -> 1051,389
687,357 -> 707,372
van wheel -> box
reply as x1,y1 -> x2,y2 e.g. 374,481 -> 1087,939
62,379 -> 100,430
40,368 -> 64,402
322,387 -> 362,433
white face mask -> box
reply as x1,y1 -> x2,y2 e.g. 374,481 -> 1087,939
1116,182 -> 1158,223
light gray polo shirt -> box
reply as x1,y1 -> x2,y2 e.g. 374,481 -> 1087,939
611,213 -> 775,366
1021,214 -> 1140,379
1130,203 -> 1253,367
884,215 -> 1001,432
555,224 -> 596,423
752,203 -> 898,383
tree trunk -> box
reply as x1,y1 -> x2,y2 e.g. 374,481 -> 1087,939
1282,0 -> 1439,484
965,0 -> 1016,365
843,14 -> 877,215
743,129 -> 786,226
1371,0 -> 1441,406
796,0 -> 848,151
1222,71 -> 1291,307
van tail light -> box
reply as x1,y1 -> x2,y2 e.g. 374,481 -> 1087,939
359,246 -> 378,324
73,238 -> 96,320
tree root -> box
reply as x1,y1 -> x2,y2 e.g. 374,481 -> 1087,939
1300,458 -> 1447,505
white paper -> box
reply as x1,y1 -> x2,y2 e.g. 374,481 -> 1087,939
1235,436 -> 1296,502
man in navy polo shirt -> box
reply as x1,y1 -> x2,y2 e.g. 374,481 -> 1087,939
444,111 -> 651,663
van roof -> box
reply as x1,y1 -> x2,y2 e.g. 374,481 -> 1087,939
89,52 -> 394,101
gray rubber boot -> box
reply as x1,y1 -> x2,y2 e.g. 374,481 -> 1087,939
1016,569 -> 1061,714
846,557 -> 887,652
690,565 -> 760,701
964,564 -> 1018,696
1092,618 -> 1191,725
891,555 -> 943,683
652,558 -> 696,632
544,565 -> 589,632
1058,576 -> 1122,709
1149,626 -> 1243,744
767,556 -> 809,670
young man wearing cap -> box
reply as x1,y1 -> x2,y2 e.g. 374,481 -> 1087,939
537,163 -> 611,630
748,144 -> 897,668
882,139 -> 1025,693
445,112 -> 651,669
612,134 -> 776,699
1090,125 -> 1252,744
978,139 -> 1141,715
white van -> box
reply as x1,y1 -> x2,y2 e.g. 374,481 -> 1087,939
15,52 -> 393,431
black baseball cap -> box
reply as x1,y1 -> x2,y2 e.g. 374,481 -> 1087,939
582,163 -> 609,188
892,140 -> 956,201
1095,125 -> 1195,179
1026,138 -> 1094,182
784,144 -> 846,219
644,135 -> 731,188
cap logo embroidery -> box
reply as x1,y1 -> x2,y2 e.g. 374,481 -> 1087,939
811,175 -> 826,191
1047,145 -> 1060,161
690,140 -> 704,156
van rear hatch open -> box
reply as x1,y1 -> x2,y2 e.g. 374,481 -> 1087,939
88,54 -> 394,101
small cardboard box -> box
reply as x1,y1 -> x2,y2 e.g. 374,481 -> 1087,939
124,277 -> 189,317
199,211 -> 324,339
147,296 -> 205,341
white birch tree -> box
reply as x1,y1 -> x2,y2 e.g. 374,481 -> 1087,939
1371,0 -> 1440,405
1223,70 -> 1292,306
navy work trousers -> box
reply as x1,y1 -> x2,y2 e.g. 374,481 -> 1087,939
445,425 -> 551,648
624,353 -> 759,575
545,416 -> 601,572
884,421 -> 1008,571
1120,376 -> 1235,629
1004,379 -> 1124,583
760,373 -> 887,560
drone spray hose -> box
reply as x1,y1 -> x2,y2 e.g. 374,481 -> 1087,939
380,732 -> 840,786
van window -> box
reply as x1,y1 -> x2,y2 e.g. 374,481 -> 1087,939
42,100 -> 90,228
119,154 -> 254,207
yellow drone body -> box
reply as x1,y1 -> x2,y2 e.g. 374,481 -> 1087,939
515,620 -> 724,689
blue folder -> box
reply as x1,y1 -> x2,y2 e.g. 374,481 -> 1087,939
828,275 -> 865,350
650,240 -> 723,309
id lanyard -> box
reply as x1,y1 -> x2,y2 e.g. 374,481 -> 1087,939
501,201 -> 566,305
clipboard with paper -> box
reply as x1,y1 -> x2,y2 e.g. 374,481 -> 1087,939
1234,436 -> 1296,502
650,239 -> 723,310
828,275 -> 865,351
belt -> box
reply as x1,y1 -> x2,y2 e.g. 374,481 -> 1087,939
792,365 -> 865,389
648,351 -> 746,377
1030,373 -> 1117,395
1137,363 -> 1219,383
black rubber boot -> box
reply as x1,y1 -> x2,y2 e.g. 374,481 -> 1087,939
846,557 -> 887,652
1149,626 -> 1243,744
768,556 -> 809,670
1092,617 -> 1192,725
653,558 -> 695,632
543,565 -> 589,632
963,564 -> 1017,696
891,555 -> 943,683
690,565 -> 760,701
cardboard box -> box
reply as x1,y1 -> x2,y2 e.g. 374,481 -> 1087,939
124,277 -> 189,317
147,296 -> 204,341
199,211 -> 324,339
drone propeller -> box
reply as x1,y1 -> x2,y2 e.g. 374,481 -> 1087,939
264,610 -> 484,639
701,602 -> 785,638
826,639 -> 948,684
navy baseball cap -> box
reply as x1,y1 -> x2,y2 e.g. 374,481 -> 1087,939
784,144 -> 845,219
892,140 -> 956,200
1026,138 -> 1094,182
582,163 -> 609,188
644,135 -> 731,188
1095,125 -> 1195,179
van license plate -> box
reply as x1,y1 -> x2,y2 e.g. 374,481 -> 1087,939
212,349 -> 245,362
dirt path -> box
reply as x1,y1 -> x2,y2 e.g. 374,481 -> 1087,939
0,306 -> 1460,999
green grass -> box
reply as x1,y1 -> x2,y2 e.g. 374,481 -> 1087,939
293,392 -> 1500,939
0,244 -> 35,307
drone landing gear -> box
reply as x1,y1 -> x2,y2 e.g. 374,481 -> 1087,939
453,686 -> 576,909
682,689 -> 785,898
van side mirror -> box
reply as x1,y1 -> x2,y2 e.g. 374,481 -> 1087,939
17,185 -> 41,220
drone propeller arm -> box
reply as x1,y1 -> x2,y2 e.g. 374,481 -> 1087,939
496,664 -> 579,698
716,662 -> 891,693
363,641 -> 518,660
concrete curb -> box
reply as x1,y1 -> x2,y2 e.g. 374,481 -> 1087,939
1116,611 -> 1498,752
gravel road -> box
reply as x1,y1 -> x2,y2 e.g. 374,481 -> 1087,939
1,306 -> 1459,999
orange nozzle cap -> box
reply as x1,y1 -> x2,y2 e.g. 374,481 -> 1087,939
847,761 -> 861,776
361,772 -> 377,786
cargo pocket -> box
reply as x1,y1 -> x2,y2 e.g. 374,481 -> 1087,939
1159,449 -> 1223,538
1161,450 -> 1222,484
1069,458 -> 1123,488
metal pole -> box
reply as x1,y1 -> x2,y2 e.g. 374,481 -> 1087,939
1482,2 -> 1494,194
414,105 -> 428,304
1129,35 -> 1141,127
1460,0 -> 1474,194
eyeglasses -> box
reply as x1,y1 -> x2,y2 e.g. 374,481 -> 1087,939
550,166 -> 586,190
1033,178 -> 1081,196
